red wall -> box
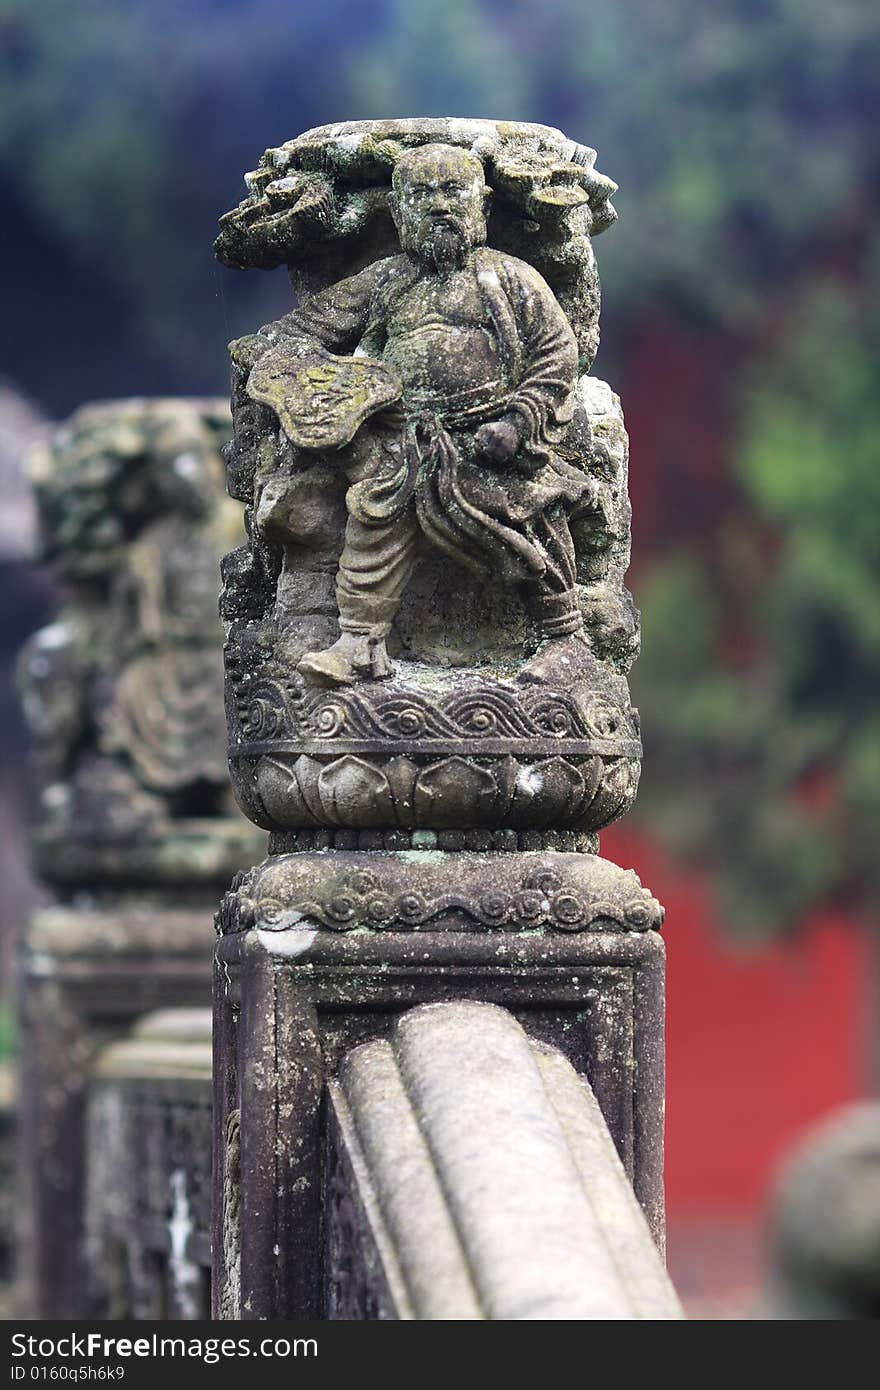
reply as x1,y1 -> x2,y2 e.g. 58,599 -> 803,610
603,825 -> 871,1214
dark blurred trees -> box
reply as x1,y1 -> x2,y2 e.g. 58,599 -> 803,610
0,0 -> 385,406
4,0 -> 875,394
2,0 -> 879,938
636,269 -> 880,938
354,1 -> 878,338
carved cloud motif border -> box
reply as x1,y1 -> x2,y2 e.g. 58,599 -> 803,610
217,860 -> 664,937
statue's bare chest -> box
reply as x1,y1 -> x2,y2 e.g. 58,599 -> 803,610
382,271 -> 502,398
385,271 -> 492,337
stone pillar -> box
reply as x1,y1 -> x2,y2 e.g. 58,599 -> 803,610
215,857 -> 666,1319
213,119 -> 664,1320
16,400 -> 262,1318
85,1009 -> 213,1320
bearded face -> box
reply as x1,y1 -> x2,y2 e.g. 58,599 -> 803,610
392,145 -> 490,273
417,215 -> 470,274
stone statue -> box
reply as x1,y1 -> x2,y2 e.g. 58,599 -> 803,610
762,1105 -> 880,1320
216,119 -> 641,844
18,398 -> 242,849
249,141 -> 591,688
212,120 -> 669,1321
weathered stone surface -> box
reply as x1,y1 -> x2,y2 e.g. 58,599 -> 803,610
217,848 -> 664,936
213,884 -> 666,1319
216,119 -> 617,368
266,826 -> 599,854
19,907 -> 211,1319
326,1001 -> 681,1319
212,117 -> 670,1323
216,120 -> 640,839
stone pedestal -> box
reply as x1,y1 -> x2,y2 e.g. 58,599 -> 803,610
85,1009 -> 213,1319
17,823 -> 258,1319
213,849 -> 665,1319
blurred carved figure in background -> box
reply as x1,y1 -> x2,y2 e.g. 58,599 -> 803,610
16,398 -> 261,1320
17,399 -> 240,848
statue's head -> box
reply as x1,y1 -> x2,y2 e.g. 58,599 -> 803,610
391,143 -> 490,272
30,403 -> 228,581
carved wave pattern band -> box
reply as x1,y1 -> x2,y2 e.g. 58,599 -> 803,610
219,865 -> 665,936
230,677 -> 641,757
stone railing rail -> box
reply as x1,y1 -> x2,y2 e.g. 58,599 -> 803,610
324,1001 -> 682,1320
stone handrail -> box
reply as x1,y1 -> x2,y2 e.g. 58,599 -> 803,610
325,1001 -> 682,1320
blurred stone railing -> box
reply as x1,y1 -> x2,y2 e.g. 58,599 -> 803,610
16,399 -> 260,1318
85,1009 -> 213,1320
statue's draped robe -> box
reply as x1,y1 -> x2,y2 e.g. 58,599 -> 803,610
254,251 -> 586,639
100,513 -> 229,792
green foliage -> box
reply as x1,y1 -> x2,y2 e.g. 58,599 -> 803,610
352,0 -> 526,118
2,0 -> 878,376
634,272 -> 880,935
0,0 -> 376,372
351,0 -> 880,331
742,276 -> 880,655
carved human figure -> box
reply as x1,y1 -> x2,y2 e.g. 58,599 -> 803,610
250,144 -> 595,687
216,122 -> 642,840
18,400 -> 239,838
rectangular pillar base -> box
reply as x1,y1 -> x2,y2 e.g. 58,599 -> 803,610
213,850 -> 666,1319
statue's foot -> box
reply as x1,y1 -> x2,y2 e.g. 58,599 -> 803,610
297,633 -> 394,686
518,630 -> 594,687
367,640 -> 395,680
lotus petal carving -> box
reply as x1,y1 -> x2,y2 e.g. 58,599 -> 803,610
317,756 -> 394,827
413,757 -> 499,827
509,757 -> 585,828
255,755 -> 316,828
